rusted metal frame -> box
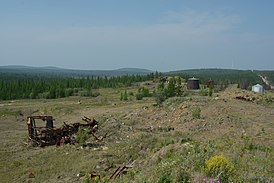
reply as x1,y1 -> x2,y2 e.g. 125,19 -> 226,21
27,115 -> 103,147
109,160 -> 136,179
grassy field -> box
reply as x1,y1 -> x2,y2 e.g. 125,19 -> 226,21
0,83 -> 273,182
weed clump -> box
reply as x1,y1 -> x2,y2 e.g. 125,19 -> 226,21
75,127 -> 91,144
204,154 -> 234,182
157,174 -> 172,183
192,107 -> 201,119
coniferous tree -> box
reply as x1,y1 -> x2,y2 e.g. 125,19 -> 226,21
165,77 -> 176,98
124,90 -> 128,101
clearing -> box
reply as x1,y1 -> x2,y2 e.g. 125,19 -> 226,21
0,85 -> 273,182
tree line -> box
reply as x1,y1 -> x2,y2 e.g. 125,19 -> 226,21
170,69 -> 263,89
255,70 -> 274,86
0,72 -> 160,100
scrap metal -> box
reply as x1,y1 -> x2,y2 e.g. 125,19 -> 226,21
26,115 -> 102,147
109,160 -> 136,179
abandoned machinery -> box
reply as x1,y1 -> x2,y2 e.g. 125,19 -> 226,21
27,115 -> 105,147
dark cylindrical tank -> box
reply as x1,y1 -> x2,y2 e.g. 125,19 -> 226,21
187,77 -> 200,90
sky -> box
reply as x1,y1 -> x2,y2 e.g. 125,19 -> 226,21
0,0 -> 274,71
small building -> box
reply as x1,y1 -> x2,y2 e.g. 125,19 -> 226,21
187,77 -> 200,90
252,84 -> 264,93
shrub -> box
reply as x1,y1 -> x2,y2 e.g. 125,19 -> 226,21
205,154 -> 234,182
192,107 -> 201,119
155,91 -> 165,105
135,87 -> 152,100
120,90 -> 128,101
262,96 -> 273,104
75,127 -> 91,144
199,89 -> 208,96
80,90 -> 100,97
158,174 -> 172,183
208,88 -> 213,97
176,170 -> 191,183
163,97 -> 186,108
135,93 -> 143,100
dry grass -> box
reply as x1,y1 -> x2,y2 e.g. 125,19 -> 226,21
0,85 -> 273,182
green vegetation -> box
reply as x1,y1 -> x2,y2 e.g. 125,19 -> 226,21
0,68 -> 274,182
170,69 -> 263,90
120,90 -> 128,101
255,70 -> 274,86
192,107 -> 201,119
204,154 -> 234,182
135,87 -> 152,100
76,127 -> 91,144
0,72 -> 157,100
154,76 -> 185,105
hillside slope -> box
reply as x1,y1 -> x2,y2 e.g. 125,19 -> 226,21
0,85 -> 273,182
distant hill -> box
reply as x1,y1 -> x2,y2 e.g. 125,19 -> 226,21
167,68 -> 267,88
115,68 -> 152,73
0,65 -> 153,76
168,68 -> 247,75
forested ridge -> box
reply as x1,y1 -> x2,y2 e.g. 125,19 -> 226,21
1,68 -> 274,101
254,70 -> 274,85
169,69 -> 265,89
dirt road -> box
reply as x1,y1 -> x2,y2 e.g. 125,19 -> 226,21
258,74 -> 274,89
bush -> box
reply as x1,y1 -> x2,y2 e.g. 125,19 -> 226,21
135,93 -> 143,100
80,90 -> 100,97
158,174 -> 172,183
176,170 -> 191,183
120,90 -> 128,101
208,88 -> 213,97
135,87 -> 152,100
75,127 -> 91,144
199,89 -> 208,96
163,97 -> 186,108
192,107 -> 201,119
155,91 -> 165,105
205,154 -> 234,182
65,88 -> 74,97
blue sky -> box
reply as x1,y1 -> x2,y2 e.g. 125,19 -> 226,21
0,0 -> 274,71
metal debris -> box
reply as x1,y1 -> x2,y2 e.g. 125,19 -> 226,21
26,115 -> 104,147
110,160 -> 136,179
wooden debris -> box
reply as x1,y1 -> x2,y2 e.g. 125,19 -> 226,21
110,160 -> 136,179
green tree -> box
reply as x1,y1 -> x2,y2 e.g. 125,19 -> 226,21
155,91 -> 165,105
165,78 -> 176,98
175,77 -> 182,96
120,92 -> 123,101
124,90 -> 128,101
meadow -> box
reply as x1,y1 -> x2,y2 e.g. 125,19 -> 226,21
0,69 -> 273,182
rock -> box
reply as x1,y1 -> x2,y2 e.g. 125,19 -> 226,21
102,146 -> 109,151
28,172 -> 35,178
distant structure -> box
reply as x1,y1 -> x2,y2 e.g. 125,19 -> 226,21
252,84 -> 264,93
187,77 -> 200,90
